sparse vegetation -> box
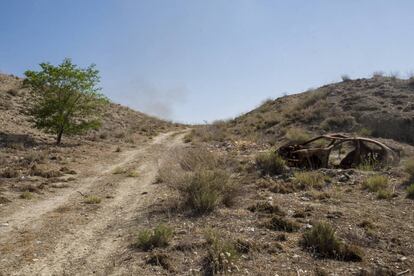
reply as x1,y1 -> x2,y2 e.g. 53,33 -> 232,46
255,150 -> 286,175
301,222 -> 363,261
20,191 -> 34,200
265,215 -> 300,232
136,224 -> 173,251
406,183 -> 414,199
84,195 -> 102,204
203,229 -> 240,275
24,58 -> 108,144
404,158 -> 414,179
321,115 -> 356,131
112,167 -> 126,175
293,171 -> 327,190
285,127 -> 311,143
362,175 -> 388,192
248,201 -> 285,215
179,169 -> 235,214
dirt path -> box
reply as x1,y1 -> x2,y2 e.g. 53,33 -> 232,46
0,131 -> 186,276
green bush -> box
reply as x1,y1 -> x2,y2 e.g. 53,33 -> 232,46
136,224 -> 173,251
301,222 -> 363,262
255,151 -> 286,175
406,183 -> 414,199
362,175 -> 388,192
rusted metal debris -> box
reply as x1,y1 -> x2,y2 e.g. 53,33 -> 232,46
277,133 -> 399,169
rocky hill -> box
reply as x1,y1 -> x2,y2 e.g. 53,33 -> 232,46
224,76 -> 414,145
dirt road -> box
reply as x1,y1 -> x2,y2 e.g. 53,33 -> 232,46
0,131 -> 186,275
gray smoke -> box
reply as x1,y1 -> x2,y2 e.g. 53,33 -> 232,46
123,80 -> 188,120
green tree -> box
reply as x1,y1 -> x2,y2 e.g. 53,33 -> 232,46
24,59 -> 108,144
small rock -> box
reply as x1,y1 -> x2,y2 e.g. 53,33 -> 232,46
0,223 -> 9,227
399,256 -> 408,262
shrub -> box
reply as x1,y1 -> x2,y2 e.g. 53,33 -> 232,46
146,252 -> 172,271
265,216 -> 300,232
341,74 -> 351,82
376,189 -> 393,200
84,195 -> 101,204
1,167 -> 19,178
406,183 -> 414,199
294,171 -> 327,190
136,224 -> 173,251
404,158 -> 414,179
357,127 -> 372,137
299,90 -> 328,109
362,175 -> 388,192
285,128 -> 311,144
20,191 -> 34,200
247,201 -> 285,216
203,229 -> 239,274
112,167 -> 126,175
301,222 -> 363,261
255,151 -> 286,175
321,116 -> 356,131
127,170 -> 139,177
179,169 -> 234,214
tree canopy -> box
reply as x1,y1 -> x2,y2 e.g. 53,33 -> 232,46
24,58 -> 108,144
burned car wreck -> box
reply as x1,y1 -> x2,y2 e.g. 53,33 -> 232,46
277,134 -> 399,169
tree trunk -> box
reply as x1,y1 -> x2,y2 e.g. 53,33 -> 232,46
56,128 -> 64,145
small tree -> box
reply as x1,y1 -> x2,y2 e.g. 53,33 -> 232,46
24,59 -> 108,144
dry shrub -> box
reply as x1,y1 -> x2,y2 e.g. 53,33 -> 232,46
146,252 -> 173,271
84,195 -> 101,204
341,74 -> 351,82
1,167 -> 19,178
321,115 -> 356,131
406,183 -> 414,199
298,90 -> 329,110
285,128 -> 311,144
265,216 -> 300,232
293,171 -> 327,190
362,175 -> 388,192
255,150 -> 286,176
301,222 -> 363,262
136,224 -> 173,251
189,121 -> 229,143
404,158 -> 414,179
203,229 -> 240,275
159,147 -> 238,215
247,201 -> 285,216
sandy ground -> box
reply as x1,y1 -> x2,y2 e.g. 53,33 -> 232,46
0,131 -> 186,276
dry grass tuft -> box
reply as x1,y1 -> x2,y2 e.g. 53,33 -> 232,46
293,171 -> 327,190
362,175 -> 388,192
136,224 -> 173,251
255,151 -> 286,176
301,222 -> 363,262
265,216 -> 300,232
285,128 -> 311,144
203,229 -> 240,275
84,195 -> 102,204
406,183 -> 414,199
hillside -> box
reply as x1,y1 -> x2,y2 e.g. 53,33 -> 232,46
222,76 -> 414,145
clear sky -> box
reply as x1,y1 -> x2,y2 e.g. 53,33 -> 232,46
1,1 -> 414,123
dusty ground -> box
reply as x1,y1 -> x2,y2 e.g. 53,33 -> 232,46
0,131 -> 187,275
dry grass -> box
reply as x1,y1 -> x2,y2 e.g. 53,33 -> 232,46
285,128 -> 311,144
265,216 -> 300,232
406,183 -> 414,199
203,229 -> 240,275
404,158 -> 414,179
136,224 -> 173,251
20,191 -> 34,200
293,171 -> 327,190
255,150 -> 286,176
301,222 -> 363,262
362,175 -> 388,192
84,195 -> 102,204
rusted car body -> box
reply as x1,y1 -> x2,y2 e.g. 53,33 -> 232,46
277,134 -> 399,169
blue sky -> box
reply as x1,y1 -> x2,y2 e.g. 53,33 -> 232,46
1,1 -> 414,123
